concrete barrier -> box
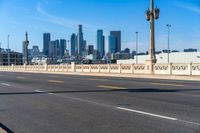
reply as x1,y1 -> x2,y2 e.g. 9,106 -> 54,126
1,62 -> 200,76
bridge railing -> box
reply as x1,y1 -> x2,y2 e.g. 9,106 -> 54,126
1,63 -> 200,76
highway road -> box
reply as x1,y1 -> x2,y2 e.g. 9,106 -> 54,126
0,71 -> 200,133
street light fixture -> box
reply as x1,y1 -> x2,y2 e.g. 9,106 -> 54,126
146,0 -> 160,64
135,32 -> 139,64
166,24 -> 171,63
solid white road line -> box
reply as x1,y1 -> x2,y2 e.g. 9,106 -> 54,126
178,119 -> 200,126
117,107 -> 177,121
48,93 -> 54,95
117,107 -> 200,126
1,83 -> 11,87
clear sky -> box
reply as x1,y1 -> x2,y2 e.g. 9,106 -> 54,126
0,0 -> 199,53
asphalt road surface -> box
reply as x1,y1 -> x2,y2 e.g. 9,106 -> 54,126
0,71 -> 200,133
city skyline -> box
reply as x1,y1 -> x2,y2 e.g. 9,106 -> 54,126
0,0 -> 200,53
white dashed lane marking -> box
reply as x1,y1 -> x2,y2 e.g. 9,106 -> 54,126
117,107 -> 177,120
1,83 -> 11,87
34,90 -> 45,93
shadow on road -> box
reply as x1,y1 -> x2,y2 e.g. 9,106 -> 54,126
0,88 -> 199,96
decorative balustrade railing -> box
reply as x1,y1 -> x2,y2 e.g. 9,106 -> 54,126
191,63 -> 200,75
154,64 -> 170,75
0,63 -> 200,76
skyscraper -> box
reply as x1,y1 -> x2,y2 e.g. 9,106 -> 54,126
49,41 -> 55,59
70,33 -> 77,56
43,33 -> 51,57
60,39 -> 66,58
97,30 -> 105,59
109,35 -> 117,53
77,25 -> 84,56
49,40 -> 59,61
110,31 -> 121,52
83,40 -> 87,54
88,45 -> 94,55
55,40 -> 60,59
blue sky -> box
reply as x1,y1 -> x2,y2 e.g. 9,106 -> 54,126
0,0 -> 200,53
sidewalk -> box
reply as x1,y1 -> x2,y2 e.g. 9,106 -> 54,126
1,70 -> 200,81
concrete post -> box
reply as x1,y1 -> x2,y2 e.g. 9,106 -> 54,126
24,64 -> 26,71
71,62 -> 76,72
44,63 -> 48,71
189,63 -> 193,76
108,64 -> 110,73
89,65 -> 92,72
81,64 -> 84,72
119,64 -> 122,73
132,64 -> 134,74
98,64 -> 100,73
66,64 -> 68,72
169,63 -> 173,75
62,64 -> 64,72
145,60 -> 154,74
12,64 -> 14,71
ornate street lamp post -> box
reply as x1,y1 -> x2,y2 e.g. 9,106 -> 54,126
146,0 -> 160,64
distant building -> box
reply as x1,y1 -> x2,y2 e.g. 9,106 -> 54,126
184,48 -> 197,52
117,52 -> 200,64
30,45 -> 40,57
162,50 -> 170,53
97,30 -> 105,59
83,40 -> 87,55
123,48 -> 130,54
108,35 -> 117,53
70,33 -> 77,56
155,51 -> 162,54
88,45 -> 94,55
55,40 -> 60,59
60,39 -> 66,58
0,50 -> 23,66
49,40 -> 59,62
110,52 -> 131,60
131,51 -> 136,56
171,50 -> 179,53
110,31 -> 121,52
84,54 -> 95,60
43,33 -> 51,57
31,56 -> 47,65
77,25 -> 84,56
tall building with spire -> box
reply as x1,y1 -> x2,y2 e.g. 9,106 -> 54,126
22,32 -> 29,65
